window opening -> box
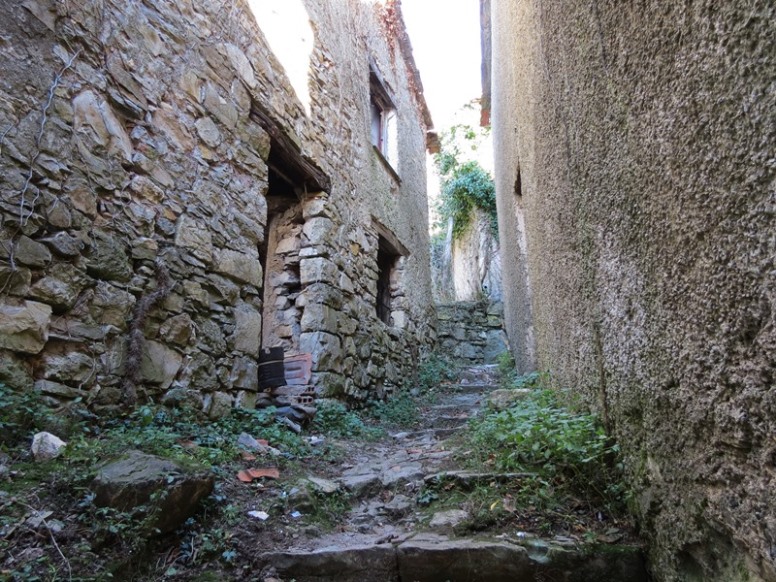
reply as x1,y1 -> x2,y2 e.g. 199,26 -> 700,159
369,67 -> 398,170
372,218 -> 409,326
376,242 -> 398,324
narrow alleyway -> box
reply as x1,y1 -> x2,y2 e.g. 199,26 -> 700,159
258,364 -> 648,582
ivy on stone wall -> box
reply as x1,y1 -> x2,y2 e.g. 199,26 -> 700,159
435,124 -> 497,240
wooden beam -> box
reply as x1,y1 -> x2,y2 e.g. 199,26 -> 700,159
250,101 -> 332,194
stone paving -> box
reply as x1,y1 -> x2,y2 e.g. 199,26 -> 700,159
258,365 -> 649,582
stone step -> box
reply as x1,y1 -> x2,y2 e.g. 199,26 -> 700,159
444,383 -> 495,394
260,534 -> 649,582
426,414 -> 474,429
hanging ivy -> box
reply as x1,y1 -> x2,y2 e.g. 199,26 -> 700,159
435,126 -> 497,240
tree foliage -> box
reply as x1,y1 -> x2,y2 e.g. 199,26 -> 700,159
435,124 -> 496,240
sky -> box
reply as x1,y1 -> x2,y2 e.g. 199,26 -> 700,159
400,0 -> 483,131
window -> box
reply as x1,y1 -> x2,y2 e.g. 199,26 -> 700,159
370,68 -> 398,171
376,241 -> 398,324
372,219 -> 409,326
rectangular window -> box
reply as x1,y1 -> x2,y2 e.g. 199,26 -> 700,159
376,242 -> 397,324
372,219 -> 409,326
370,68 -> 398,172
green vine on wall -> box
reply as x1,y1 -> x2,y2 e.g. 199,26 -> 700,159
435,124 -> 496,240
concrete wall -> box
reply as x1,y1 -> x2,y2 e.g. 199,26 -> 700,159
491,0 -> 775,580
0,0 -> 435,413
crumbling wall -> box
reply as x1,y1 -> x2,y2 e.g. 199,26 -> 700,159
491,0 -> 775,580
0,0 -> 435,415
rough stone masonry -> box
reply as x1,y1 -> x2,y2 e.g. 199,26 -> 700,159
0,0 -> 437,415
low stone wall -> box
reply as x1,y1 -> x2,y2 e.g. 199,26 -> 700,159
436,301 -> 507,365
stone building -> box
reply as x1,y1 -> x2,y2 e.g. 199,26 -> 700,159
0,0 -> 437,414
486,0 -> 775,580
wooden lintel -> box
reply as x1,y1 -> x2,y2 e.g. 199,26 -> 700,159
372,216 -> 410,257
249,102 -> 331,194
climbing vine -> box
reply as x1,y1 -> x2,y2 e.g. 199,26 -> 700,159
435,123 -> 496,240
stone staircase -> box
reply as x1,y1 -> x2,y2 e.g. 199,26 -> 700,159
258,365 -> 649,582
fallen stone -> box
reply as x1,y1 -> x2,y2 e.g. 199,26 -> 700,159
160,387 -> 204,410
91,450 -> 214,534
0,300 -> 52,354
305,476 -> 340,495
429,509 -> 469,528
338,473 -> 381,497
31,432 -> 67,461
383,494 -> 413,517
487,388 -> 532,410
207,391 -> 233,419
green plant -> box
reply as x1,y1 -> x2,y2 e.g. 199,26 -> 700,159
468,389 -> 623,506
496,351 -> 515,377
416,352 -> 458,392
0,383 -> 54,447
369,391 -> 420,427
66,403 -> 309,471
311,400 -> 382,439
434,124 -> 497,240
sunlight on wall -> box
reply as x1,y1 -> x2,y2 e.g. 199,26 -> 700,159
247,0 -> 314,116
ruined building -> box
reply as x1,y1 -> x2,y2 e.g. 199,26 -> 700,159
486,0 -> 775,580
0,0 -> 437,414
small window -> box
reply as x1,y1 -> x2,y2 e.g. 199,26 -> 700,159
376,242 -> 398,324
372,219 -> 409,326
370,68 -> 398,170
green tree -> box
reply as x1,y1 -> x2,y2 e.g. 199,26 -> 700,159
435,124 -> 496,240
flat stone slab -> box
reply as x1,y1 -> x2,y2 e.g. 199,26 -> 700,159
261,536 -> 648,582
429,509 -> 469,528
397,537 -> 535,582
261,545 -> 398,582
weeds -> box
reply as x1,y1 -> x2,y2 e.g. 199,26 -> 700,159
369,390 -> 420,427
416,352 -> 458,392
311,400 -> 382,440
467,387 -> 625,510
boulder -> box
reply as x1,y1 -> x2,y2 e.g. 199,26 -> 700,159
31,432 -> 67,461
91,450 -> 214,534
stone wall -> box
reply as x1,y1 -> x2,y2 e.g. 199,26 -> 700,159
0,0 -> 436,414
490,0 -> 775,580
436,301 -> 506,365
